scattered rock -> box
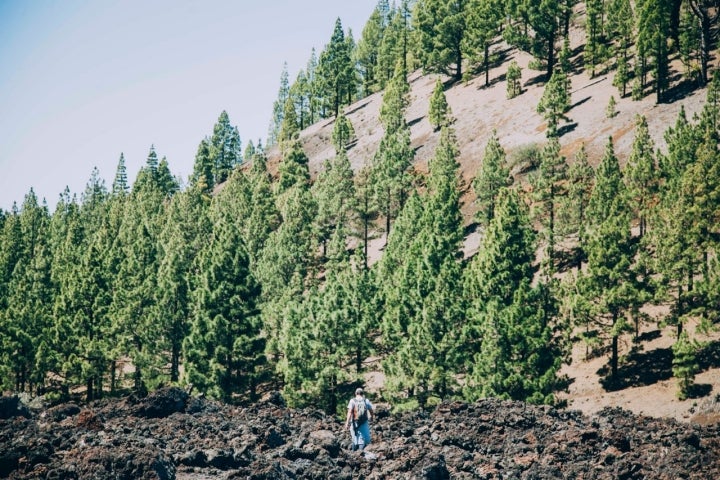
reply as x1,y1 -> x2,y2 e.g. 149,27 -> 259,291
134,387 -> 189,419
46,402 -> 80,421
75,409 -> 103,431
0,395 -> 30,420
2,396 -> 720,479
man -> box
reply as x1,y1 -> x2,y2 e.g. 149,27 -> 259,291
345,387 -> 374,451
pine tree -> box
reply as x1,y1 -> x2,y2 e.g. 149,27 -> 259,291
687,0 -> 719,84
331,112 -> 356,153
506,61 -> 523,99
111,174 -> 165,394
290,69 -> 311,130
374,65 -> 413,242
242,149 -> 280,268
313,150 -> 356,259
355,166 -> 377,268
608,0 -> 634,97
278,97 -> 299,147
4,190 -> 52,393
428,78 -> 452,131
379,62 -> 410,135
209,111 -> 242,184
585,0 -> 608,77
581,137 -> 640,381
305,49 -> 320,125
156,190 -> 207,384
157,156 -> 179,196
357,3 -> 387,95
562,145 -> 594,270
99,185 -> 128,393
380,132 -> 466,406
413,0 -> 471,80
184,196 -> 263,401
257,186 -> 317,362
344,28 -> 361,105
267,63 -> 290,146
377,2 -> 412,89
466,0 -> 503,87
190,138 -> 214,193
112,153 -> 129,195
384,125 -> 465,407
637,0 -> 672,103
277,137 -> 310,194
672,331 -> 701,400
651,109 -> 701,333
473,130 -> 509,226
317,18 -> 356,118
377,192 -> 426,354
280,227 -> 373,413
624,115 -> 659,238
537,69 -> 571,138
678,2 -> 702,81
464,188 -> 562,403
48,190 -> 84,399
505,0 -> 564,77
0,204 -> 22,390
606,95 -> 617,118
532,137 -> 568,275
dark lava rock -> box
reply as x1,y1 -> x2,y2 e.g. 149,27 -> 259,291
134,387 -> 189,418
2,395 -> 720,479
0,395 -> 30,420
46,402 -> 81,421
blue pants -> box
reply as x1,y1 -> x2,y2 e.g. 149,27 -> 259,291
351,421 -> 371,448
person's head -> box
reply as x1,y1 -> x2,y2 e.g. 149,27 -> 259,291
355,387 -> 364,397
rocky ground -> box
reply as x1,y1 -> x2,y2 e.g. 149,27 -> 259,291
2,387 -> 720,479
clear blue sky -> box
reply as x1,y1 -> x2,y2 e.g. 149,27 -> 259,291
0,0 -> 377,210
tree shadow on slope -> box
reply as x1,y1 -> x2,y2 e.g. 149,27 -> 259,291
599,338 -> 720,394
599,347 -> 673,391
663,78 -> 703,104
698,340 -> 720,371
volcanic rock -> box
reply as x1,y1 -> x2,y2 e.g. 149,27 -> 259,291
1,389 -> 720,479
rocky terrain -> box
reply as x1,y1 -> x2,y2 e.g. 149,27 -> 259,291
2,387 -> 720,479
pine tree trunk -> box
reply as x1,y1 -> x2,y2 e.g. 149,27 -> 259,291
385,187 -> 392,244
484,44 -> 490,87
611,312 -> 619,379
455,43 -> 463,81
689,4 -> 713,85
363,195 -> 369,270
329,375 -> 337,415
639,215 -> 646,238
677,284 -> 684,337
171,345 -> 180,383
656,35 -> 664,104
96,372 -> 103,399
86,378 -> 94,402
546,26 -> 556,78
564,0 -> 572,37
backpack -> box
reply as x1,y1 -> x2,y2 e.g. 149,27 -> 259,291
353,398 -> 368,425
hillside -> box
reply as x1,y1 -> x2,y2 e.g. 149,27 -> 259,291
266,23 -> 719,424
2,387 -> 720,479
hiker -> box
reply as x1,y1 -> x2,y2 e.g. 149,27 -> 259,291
345,387 -> 374,451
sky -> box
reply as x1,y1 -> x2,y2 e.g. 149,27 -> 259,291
0,0 -> 378,211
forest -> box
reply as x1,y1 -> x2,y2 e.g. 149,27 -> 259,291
1,0 -> 720,417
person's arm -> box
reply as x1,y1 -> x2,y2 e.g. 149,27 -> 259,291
345,401 -> 353,429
